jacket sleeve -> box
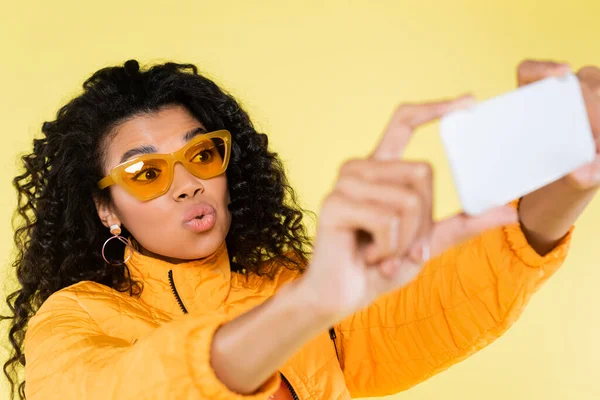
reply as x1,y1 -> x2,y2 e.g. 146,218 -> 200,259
337,220 -> 573,398
24,286 -> 280,400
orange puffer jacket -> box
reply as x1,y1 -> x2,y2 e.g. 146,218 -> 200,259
24,222 -> 571,399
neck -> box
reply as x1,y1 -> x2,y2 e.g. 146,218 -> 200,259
133,237 -> 226,265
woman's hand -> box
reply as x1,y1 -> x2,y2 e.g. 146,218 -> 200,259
517,60 -> 600,188
517,60 -> 600,254
211,63 -> 599,396
567,64 -> 600,187
301,96 -> 518,320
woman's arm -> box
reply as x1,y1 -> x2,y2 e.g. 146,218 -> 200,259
337,218 -> 571,398
336,60 -> 600,397
518,61 -> 600,255
210,279 -> 334,394
24,280 -> 335,400
520,177 -> 597,254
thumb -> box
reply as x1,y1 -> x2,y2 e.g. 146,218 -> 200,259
430,205 -> 518,257
517,60 -> 571,87
371,95 -> 476,161
568,154 -> 600,189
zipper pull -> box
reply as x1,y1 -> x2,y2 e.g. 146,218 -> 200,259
329,327 -> 340,364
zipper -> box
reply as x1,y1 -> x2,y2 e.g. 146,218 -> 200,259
168,270 -> 189,314
169,270 -> 301,400
328,327 -> 340,364
281,374 -> 300,400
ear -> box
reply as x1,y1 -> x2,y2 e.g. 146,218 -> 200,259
93,195 -> 121,229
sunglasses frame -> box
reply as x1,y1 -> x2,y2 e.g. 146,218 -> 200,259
97,130 -> 232,201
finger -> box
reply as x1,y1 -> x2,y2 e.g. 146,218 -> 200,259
337,160 -> 433,205
430,205 -> 518,257
338,160 -> 434,252
580,80 -> 600,137
335,176 -> 421,210
517,59 -> 571,87
347,193 -> 422,264
577,66 -> 600,94
576,68 -> 600,160
340,158 -> 432,185
369,256 -> 423,289
414,164 -> 434,252
569,155 -> 600,189
371,95 -> 477,160
378,257 -> 401,278
319,193 -> 422,264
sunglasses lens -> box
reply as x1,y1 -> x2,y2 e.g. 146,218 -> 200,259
184,136 -> 228,178
118,158 -> 170,201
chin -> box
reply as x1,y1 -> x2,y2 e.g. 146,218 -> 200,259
171,230 -> 227,260
135,222 -> 229,262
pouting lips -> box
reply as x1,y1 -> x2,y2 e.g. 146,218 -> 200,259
183,203 -> 217,233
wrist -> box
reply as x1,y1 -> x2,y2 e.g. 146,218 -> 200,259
290,277 -> 342,329
519,174 -> 596,255
210,277 -> 340,394
521,175 -> 598,219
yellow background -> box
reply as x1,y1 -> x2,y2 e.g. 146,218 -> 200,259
1,0 -> 599,398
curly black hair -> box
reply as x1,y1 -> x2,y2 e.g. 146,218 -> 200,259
1,59 -> 313,399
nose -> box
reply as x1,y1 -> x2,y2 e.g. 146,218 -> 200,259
171,163 -> 204,201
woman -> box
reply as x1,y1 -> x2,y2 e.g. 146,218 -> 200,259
2,59 -> 599,400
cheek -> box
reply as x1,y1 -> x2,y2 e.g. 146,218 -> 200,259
201,178 -> 231,235
207,176 -> 231,215
110,188 -> 172,235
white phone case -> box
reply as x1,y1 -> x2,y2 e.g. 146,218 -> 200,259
440,73 -> 595,215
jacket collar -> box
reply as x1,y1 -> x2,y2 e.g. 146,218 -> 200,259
125,243 -> 232,316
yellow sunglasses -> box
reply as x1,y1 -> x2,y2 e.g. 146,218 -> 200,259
98,130 -> 232,201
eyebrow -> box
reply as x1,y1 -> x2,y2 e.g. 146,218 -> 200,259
119,127 -> 208,163
183,126 -> 208,142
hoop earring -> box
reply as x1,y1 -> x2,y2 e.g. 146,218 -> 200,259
102,224 -> 133,266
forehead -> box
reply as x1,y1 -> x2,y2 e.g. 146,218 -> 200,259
104,105 -> 205,167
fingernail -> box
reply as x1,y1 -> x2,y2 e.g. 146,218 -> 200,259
380,259 -> 392,276
421,241 -> 431,263
381,258 -> 398,278
390,257 -> 403,276
406,243 -> 421,264
389,217 -> 400,252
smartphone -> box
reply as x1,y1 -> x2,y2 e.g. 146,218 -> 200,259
440,73 -> 595,216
